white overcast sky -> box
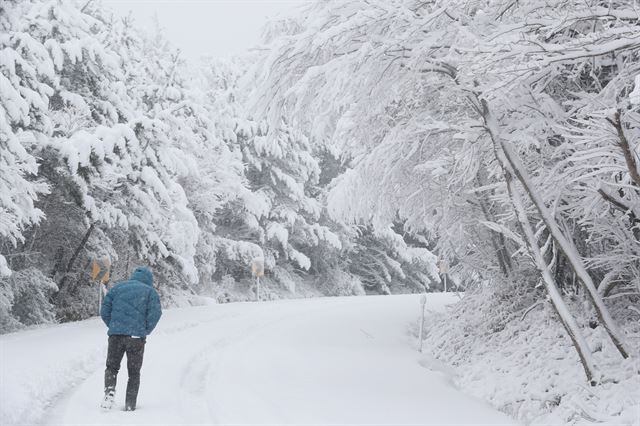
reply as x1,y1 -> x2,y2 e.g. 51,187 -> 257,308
101,0 -> 307,60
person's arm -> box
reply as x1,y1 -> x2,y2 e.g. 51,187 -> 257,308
146,289 -> 162,335
101,289 -> 113,327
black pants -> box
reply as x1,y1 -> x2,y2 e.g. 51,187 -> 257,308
104,335 -> 146,408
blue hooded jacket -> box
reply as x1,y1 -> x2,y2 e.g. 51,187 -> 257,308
101,266 -> 162,337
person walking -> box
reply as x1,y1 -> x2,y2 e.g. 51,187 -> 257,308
100,266 -> 162,411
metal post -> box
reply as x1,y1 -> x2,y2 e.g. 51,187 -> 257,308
251,257 -> 264,302
98,281 -> 102,316
256,275 -> 261,301
438,259 -> 449,293
418,294 -> 426,352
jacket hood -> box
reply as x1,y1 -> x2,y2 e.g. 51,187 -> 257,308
130,266 -> 154,287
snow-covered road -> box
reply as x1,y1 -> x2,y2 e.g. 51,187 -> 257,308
1,294 -> 517,425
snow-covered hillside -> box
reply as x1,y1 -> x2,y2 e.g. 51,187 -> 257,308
0,294 -> 517,426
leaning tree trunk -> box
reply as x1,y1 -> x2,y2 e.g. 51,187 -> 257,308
475,173 -> 513,277
57,222 -> 95,292
597,111 -> 640,241
484,126 -> 600,384
479,97 -> 630,360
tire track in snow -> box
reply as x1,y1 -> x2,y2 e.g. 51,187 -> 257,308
177,306 -> 317,425
19,295 -> 518,426
42,301 -> 315,425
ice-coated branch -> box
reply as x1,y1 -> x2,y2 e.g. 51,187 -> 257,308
606,111 -> 640,188
480,97 -> 631,360
491,129 -> 600,384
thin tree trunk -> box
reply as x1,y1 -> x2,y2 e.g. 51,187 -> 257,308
597,188 -> 640,240
477,194 -> 512,277
489,125 -> 599,384
58,223 -> 95,290
607,111 -> 640,188
480,98 -> 630,359
474,172 -> 513,277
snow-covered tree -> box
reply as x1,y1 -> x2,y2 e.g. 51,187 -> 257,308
0,0 -> 53,276
251,0 -> 638,382
1,0 -> 234,323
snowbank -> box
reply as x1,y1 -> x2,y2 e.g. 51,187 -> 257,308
0,318 -> 107,425
421,289 -> 640,425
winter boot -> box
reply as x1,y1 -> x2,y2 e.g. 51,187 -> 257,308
100,391 -> 115,410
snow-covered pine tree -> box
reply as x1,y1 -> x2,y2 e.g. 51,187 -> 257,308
0,0 -> 236,324
313,148 -> 441,296
190,58 -> 265,298
237,118 -> 343,293
199,58 -> 347,299
0,0 -> 52,278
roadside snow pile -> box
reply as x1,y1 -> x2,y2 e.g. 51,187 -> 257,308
0,318 -> 107,426
197,273 -> 346,304
422,286 -> 639,425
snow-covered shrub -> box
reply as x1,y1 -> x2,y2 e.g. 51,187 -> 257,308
422,293 -> 639,425
343,225 -> 440,295
55,279 -> 99,323
214,274 -> 243,303
316,269 -> 365,297
0,268 -> 57,333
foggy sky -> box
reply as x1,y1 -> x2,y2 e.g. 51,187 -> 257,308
102,0 -> 305,60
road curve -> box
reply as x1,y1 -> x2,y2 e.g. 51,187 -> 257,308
43,294 -> 517,425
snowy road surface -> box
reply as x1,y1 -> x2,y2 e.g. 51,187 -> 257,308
1,294 -> 517,425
